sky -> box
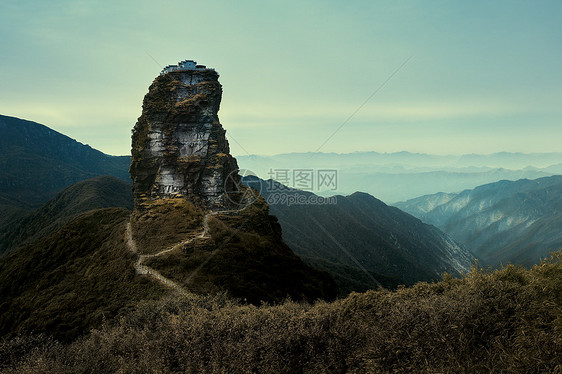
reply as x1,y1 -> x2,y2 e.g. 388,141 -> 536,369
1,0 -> 561,157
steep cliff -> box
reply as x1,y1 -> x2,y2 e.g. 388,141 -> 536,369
130,68 -> 240,209
128,62 -> 336,303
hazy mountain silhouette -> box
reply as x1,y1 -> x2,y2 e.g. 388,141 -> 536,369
237,152 -> 561,202
396,175 -> 562,267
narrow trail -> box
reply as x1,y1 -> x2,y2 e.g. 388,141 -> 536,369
126,221 -> 198,297
125,203 -> 251,296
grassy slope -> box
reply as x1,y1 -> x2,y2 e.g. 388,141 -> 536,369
0,176 -> 133,254
130,198 -> 204,255
0,194 -> 33,236
2,252 -> 560,373
135,198 -> 337,304
0,208 -> 168,342
0,194 -> 336,343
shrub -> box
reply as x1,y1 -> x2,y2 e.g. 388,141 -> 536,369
2,252 -> 561,373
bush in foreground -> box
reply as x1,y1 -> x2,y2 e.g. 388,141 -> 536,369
2,252 -> 561,373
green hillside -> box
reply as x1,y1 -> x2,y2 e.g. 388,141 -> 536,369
0,208 -> 168,342
0,195 -> 336,342
0,115 -> 130,234
0,176 -> 133,254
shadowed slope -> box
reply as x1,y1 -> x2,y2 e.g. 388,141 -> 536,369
0,208 -> 168,341
0,176 -> 133,254
0,115 -> 130,208
244,177 -> 474,292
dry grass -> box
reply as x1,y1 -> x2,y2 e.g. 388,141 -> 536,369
131,198 -> 203,254
3,252 -> 561,373
141,197 -> 336,304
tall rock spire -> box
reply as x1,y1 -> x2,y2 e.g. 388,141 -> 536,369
130,62 -> 240,209
128,60 -> 337,303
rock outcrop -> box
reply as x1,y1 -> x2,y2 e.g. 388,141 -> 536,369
128,61 -> 337,303
130,64 -> 240,209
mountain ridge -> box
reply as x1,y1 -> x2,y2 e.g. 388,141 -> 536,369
243,176 -> 475,292
0,115 -> 131,233
395,175 -> 562,267
236,152 -> 560,202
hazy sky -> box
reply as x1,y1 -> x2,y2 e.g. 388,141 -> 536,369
1,0 -> 561,156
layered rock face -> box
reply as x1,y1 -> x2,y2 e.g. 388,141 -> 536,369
130,67 -> 240,209
128,61 -> 337,303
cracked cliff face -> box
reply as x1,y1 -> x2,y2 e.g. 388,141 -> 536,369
130,68 -> 240,209
127,62 -> 337,303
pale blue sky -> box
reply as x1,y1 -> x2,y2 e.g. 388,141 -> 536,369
1,0 -> 561,156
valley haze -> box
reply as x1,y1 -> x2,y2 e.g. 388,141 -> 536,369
236,151 -> 562,203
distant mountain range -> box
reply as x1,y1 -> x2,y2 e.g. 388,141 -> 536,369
3,113 -> 558,206
238,151 -> 562,170
243,177 -> 474,293
395,175 -> 562,267
237,152 -> 562,203
0,115 -> 130,232
3,113 -> 556,294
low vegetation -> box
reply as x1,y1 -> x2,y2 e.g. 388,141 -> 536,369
142,198 -> 337,303
131,198 -> 203,254
302,256 -> 403,296
0,198 -> 335,345
0,176 -> 133,254
2,252 -> 561,373
0,208 -> 168,342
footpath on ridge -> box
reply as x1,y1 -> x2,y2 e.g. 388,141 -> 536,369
125,203 -> 252,296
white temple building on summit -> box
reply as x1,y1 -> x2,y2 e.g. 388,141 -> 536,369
160,60 -> 213,75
